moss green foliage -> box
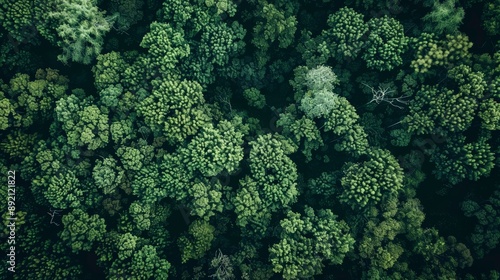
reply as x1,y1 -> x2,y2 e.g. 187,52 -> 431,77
323,96 -> 369,156
462,187 -> 500,258
107,0 -> 144,31
92,51 -> 127,91
45,170 -> 83,209
340,149 -> 404,209
140,22 -> 190,76
252,2 -> 297,50
431,135 -> 495,185
362,16 -> 407,71
2,68 -> 69,128
2,1 -> 500,279
233,176 -> 272,238
324,7 -> 368,61
55,93 -> 109,150
243,87 -> 266,109
410,33 -> 473,74
178,220 -> 215,263
93,157 -> 125,195
269,206 -> 354,279
482,0 -> 500,35
179,118 -> 245,177
405,65 -> 486,135
60,208 -> 107,253
298,7 -> 368,66
0,90 -> 16,130
479,98 -> 500,130
246,134 -> 299,212
0,0 -> 37,43
277,111 -> 324,161
13,215 -> 84,280
137,78 -> 209,144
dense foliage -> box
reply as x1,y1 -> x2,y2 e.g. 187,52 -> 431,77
1,0 -> 499,279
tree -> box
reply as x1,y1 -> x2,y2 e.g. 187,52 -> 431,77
252,3 -> 297,50
246,134 -> 299,212
108,244 -> 171,279
269,206 -> 354,279
243,88 -> 266,109
59,209 -> 106,253
0,91 -> 16,130
44,0 -> 114,64
390,129 -> 412,147
160,153 -> 193,202
277,112 -> 324,161
106,0 -> 144,31
479,99 -> 500,130
405,85 -> 472,134
431,135 -> 495,185
422,0 -> 464,35
405,65 -> 485,135
3,68 -> 69,128
209,249 -> 235,280
178,219 -> 215,263
128,245 -> 171,279
137,78 -> 210,144
340,149 -> 404,209
129,201 -> 151,231
323,97 -> 359,137
55,93 -> 110,150
306,172 -> 339,198
140,21 -> 190,77
299,66 -> 340,119
358,216 -> 405,270
187,180 -> 224,221
410,33 -> 472,74
305,65 -> 339,91
158,0 -> 210,37
362,16 -> 407,71
234,176 -> 272,238
482,0 -> 500,36
20,140 -> 90,207
92,52 -> 127,91
0,130 -> 37,160
462,188 -> 500,258
323,7 -> 368,61
160,151 -> 225,220
299,88 -> 338,119
93,157 -> 125,195
130,163 -> 164,204
0,0 -> 38,43
179,118 -> 244,177
116,146 -> 144,172
99,84 -> 123,110
15,215 -> 83,279
199,21 -> 246,68
323,96 -> 369,156
45,170 -> 83,209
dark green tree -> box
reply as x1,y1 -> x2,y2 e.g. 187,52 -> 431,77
269,206 -> 354,279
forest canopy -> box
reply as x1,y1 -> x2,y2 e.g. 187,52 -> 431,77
0,0 -> 499,279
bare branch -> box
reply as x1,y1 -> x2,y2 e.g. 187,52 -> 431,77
363,83 -> 410,109
47,208 -> 62,226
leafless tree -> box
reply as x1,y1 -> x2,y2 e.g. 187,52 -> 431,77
209,249 -> 234,280
363,83 -> 410,109
47,209 -> 62,226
